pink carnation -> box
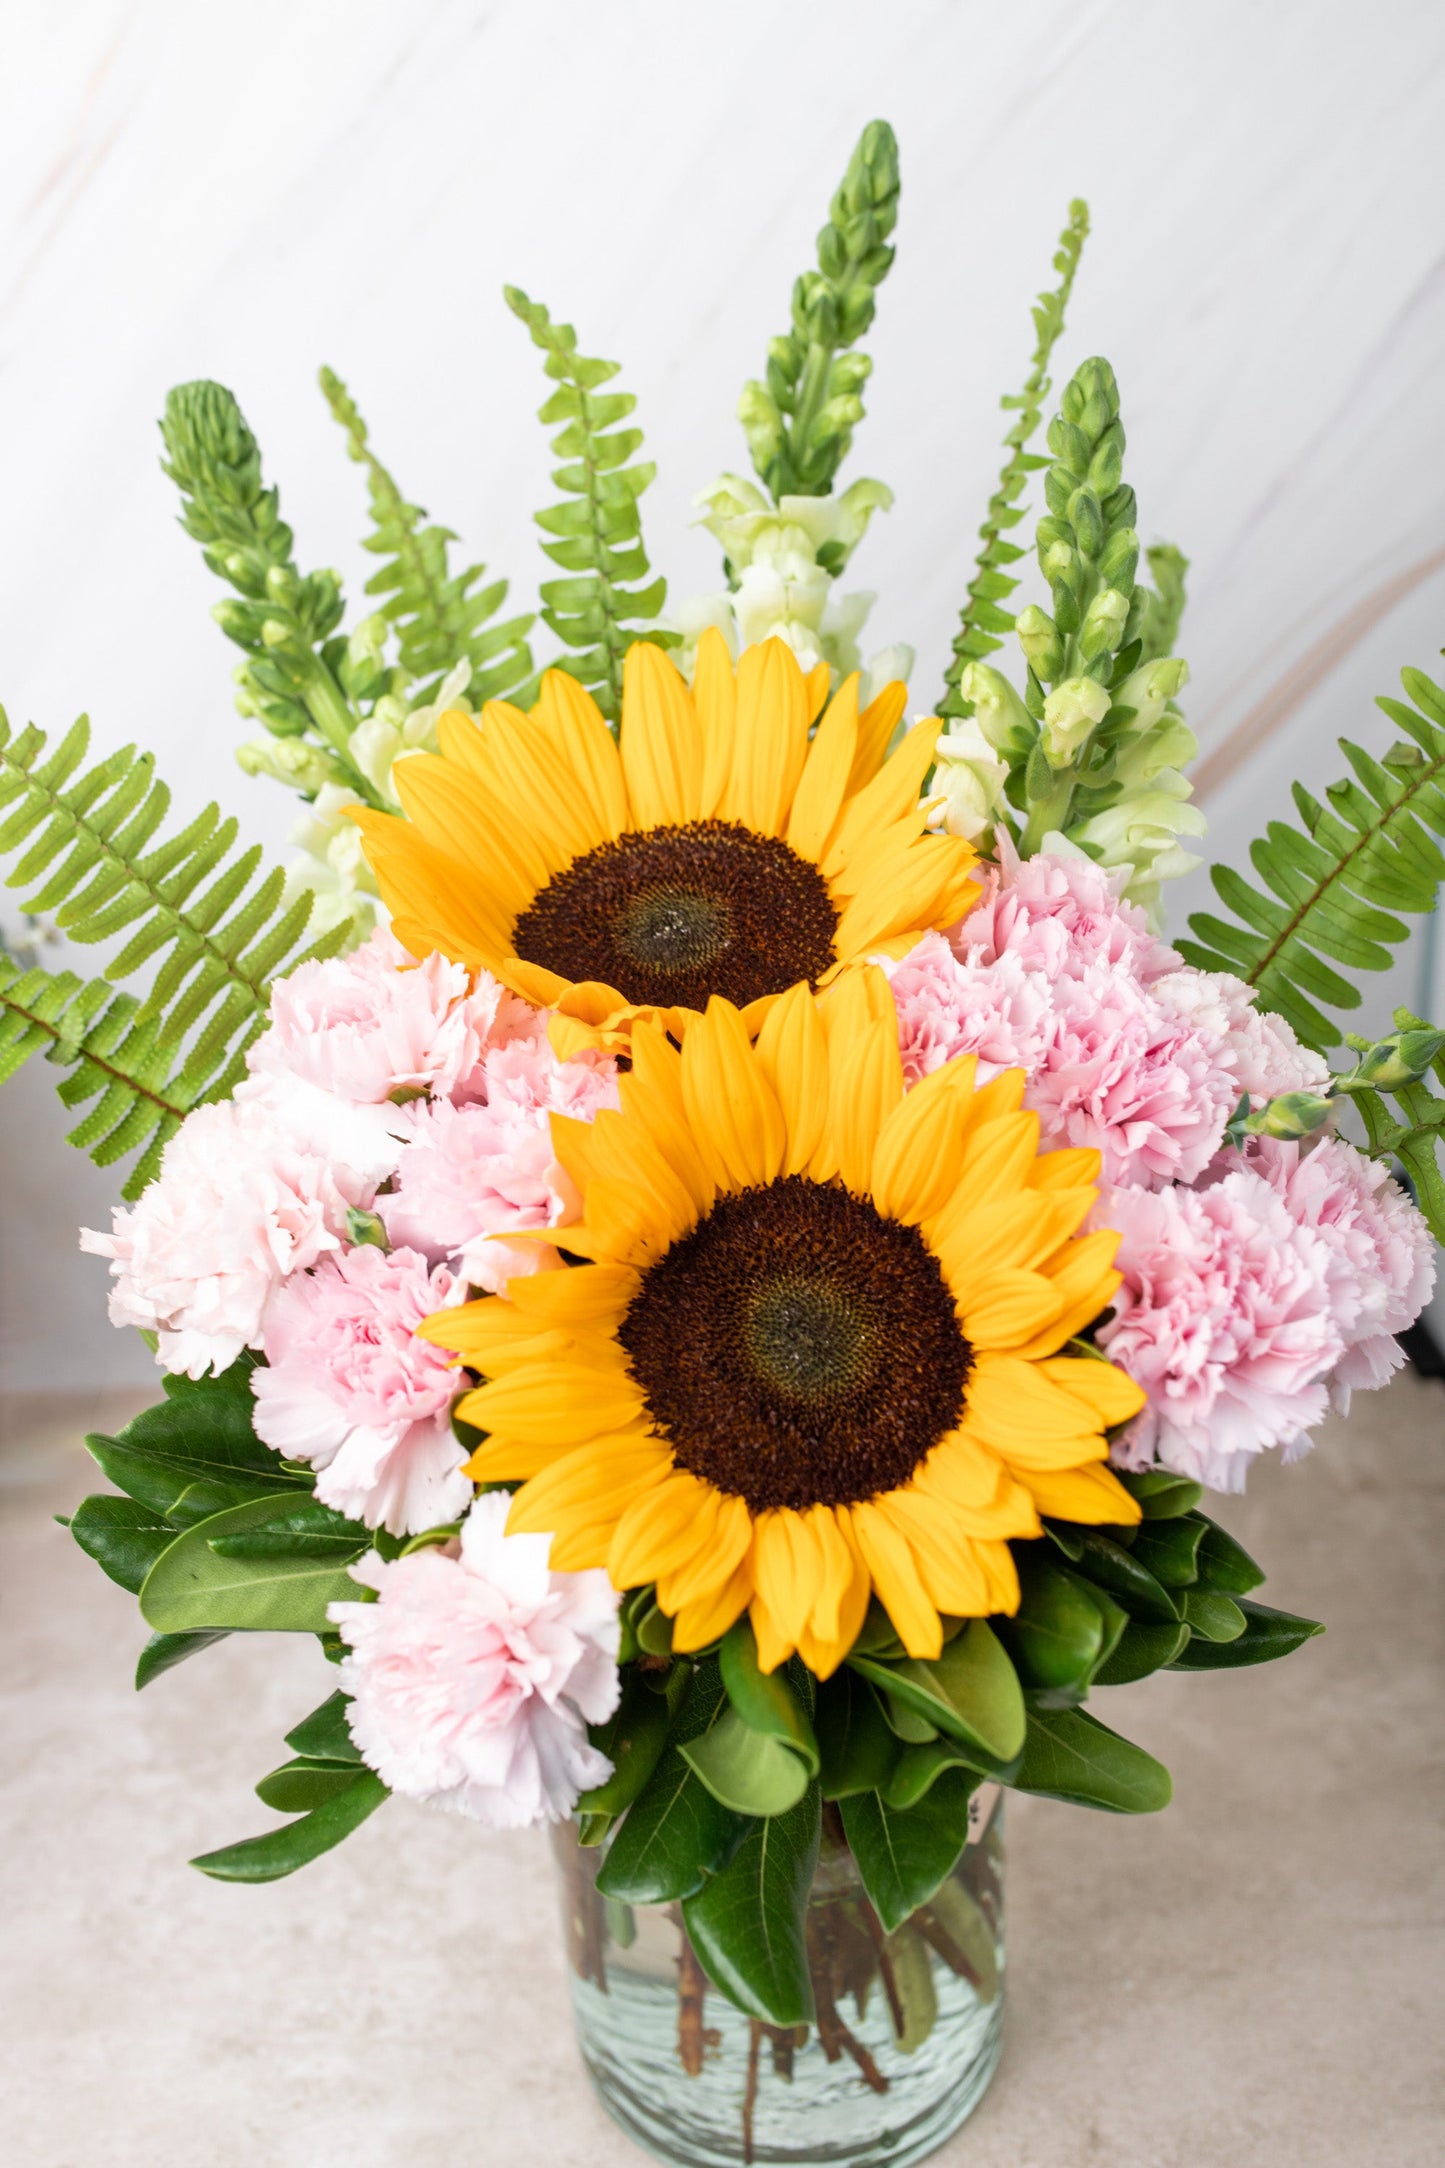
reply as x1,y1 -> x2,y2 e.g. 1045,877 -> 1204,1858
380,1038 -> 619,1292
1231,1135 -> 1435,1410
958,835 -> 1177,982
1096,1171 -> 1347,1490
1152,969 -> 1330,1105
887,936 -> 1233,1185
330,1492 -> 620,1828
246,927 -> 527,1106
80,1099 -> 365,1378
252,1245 -> 472,1534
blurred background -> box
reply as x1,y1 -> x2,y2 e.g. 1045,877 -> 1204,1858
3,0 -> 1445,1386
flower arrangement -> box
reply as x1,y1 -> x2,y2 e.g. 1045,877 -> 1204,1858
6,119 -> 1444,2164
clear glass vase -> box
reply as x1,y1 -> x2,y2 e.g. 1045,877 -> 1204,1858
551,1791 -> 1004,2168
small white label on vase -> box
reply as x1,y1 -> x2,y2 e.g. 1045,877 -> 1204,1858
967,1782 -> 1001,1844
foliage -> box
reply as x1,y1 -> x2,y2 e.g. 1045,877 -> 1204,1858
738,119 -> 901,502
318,366 -> 534,708
505,287 -> 673,725
0,709 -> 346,1194
1181,666 -> 1445,1048
1136,542 -> 1190,663
938,198 -> 1090,720
159,380 -> 380,804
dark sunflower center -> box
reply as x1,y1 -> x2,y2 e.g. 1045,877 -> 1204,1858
511,821 -> 838,1011
618,1176 -> 972,1513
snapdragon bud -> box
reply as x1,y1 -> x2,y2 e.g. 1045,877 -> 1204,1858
1079,585 -> 1130,661
1015,604 -> 1064,683
1041,676 -> 1110,767
931,717 -> 1009,844
236,736 -> 342,792
737,381 -> 784,470
956,662 -> 1036,758
1113,656 -> 1190,736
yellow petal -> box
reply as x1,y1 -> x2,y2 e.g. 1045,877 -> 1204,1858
506,1439 -> 673,1533
870,1055 -> 976,1223
750,1510 -> 823,1659
1036,1354 -> 1147,1428
964,1352 -> 1114,1449
846,1501 -> 942,1660
849,680 -> 908,791
754,978 -> 831,1179
830,1016 -> 905,1197
795,1512 -> 871,1678
657,1492 -> 755,1611
805,660 -> 832,722
674,1559 -> 754,1651
508,1262 -> 643,1327
825,718 -> 942,879
721,638 -> 809,836
531,669 -> 629,840
786,675 -> 859,864
1021,1462 -> 1142,1525
876,1492 -> 993,1617
461,1362 -> 646,1445
609,1470 -> 719,1587
621,1022 -> 718,1216
1012,1232 -> 1123,1360
962,1268 -> 1067,1351
460,1432 -> 568,1481
694,627 -> 738,818
1028,1146 -> 1103,1191
620,641 -> 704,827
681,997 -> 786,1191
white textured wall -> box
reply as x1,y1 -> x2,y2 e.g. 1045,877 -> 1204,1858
3,0 -> 1445,1387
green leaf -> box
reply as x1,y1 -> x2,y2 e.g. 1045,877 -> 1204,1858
1066,1530 -> 1180,1622
69,1493 -> 173,1592
139,1495 -> 367,1634
719,1617 -> 819,1775
1116,1467 -> 1204,1519
191,1769 -> 388,1883
83,1361 -> 303,1522
849,1621 -> 1026,1767
815,1669 -> 899,1800
1091,1620 -> 1189,1686
1128,1516 -> 1205,1589
1191,1517 -> 1266,1594
284,1690 -> 361,1764
255,1757 -> 364,1813
1167,1597 -> 1323,1670
594,1661 -> 748,1905
681,1706 -> 811,1817
134,1629 -> 230,1689
882,1736 -> 990,1812
206,1499 -> 370,1561
1001,1553 -> 1107,1693
682,1784 -> 822,2026
839,1770 -> 977,1934
1178,1588 -> 1246,1642
575,1668 -> 676,1816
1011,1706 -> 1171,1813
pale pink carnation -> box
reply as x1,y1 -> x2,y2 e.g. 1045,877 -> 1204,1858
887,937 -> 1233,1185
1229,1135 -> 1435,1411
252,1245 -> 472,1534
380,1038 -> 619,1292
1152,969 -> 1330,1105
330,1492 -> 620,1828
80,1099 -> 366,1378
246,928 -> 528,1106
958,834 -> 1178,982
888,933 -> 1050,1087
1096,1171 -> 1347,1490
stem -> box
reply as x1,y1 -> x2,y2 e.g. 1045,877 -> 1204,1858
298,665 -> 385,808
786,340 -> 834,479
1021,773 -> 1075,853
676,1932 -> 709,2077
742,2021 -> 762,2166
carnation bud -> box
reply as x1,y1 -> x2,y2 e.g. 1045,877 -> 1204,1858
1245,1091 -> 1336,1141
1355,1030 -> 1445,1089
345,1207 -> 391,1250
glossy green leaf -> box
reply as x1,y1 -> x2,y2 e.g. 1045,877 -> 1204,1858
1116,1468 -> 1204,1519
83,1361 -> 302,1523
877,1690 -> 939,1743
1128,1516 -> 1205,1590
1012,1706 -> 1171,1813
576,1669 -> 677,1816
719,1617 -> 819,1775
926,1878 -> 1000,2005
255,1757 -> 362,1813
595,1661 -> 748,1905
134,1629 -> 230,1689
840,1769 -> 977,1933
1002,1554 -> 1106,1692
849,1621 -> 1026,1765
191,1769 -> 388,1883
1179,1588 -> 1246,1641
815,1670 -> 899,1800
1167,1597 -> 1323,1670
1067,1529 -> 1180,1622
140,1496 -> 367,1634
681,1706 -> 811,1817
682,1784 -> 822,2026
1091,1619 -> 1189,1685
882,1736 -> 989,1811
207,1499 -> 369,1561
69,1493 -> 173,1593
1191,1517 -> 1266,1594
284,1690 -> 361,1764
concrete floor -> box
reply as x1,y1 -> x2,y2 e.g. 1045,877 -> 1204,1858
2,1374 -> 1442,2168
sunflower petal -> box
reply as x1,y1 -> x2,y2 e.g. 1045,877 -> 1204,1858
961,1268 -> 1066,1351
846,1501 -> 943,1660
657,1492 -> 754,1611
531,669 -> 629,840
1012,1232 -> 1123,1360
848,680 -> 908,791
621,642 -> 704,827
722,638 -> 809,836
825,717 -> 942,878
609,1470 -> 719,1587
694,627 -> 738,818
1037,1354 -> 1147,1428
675,1560 -> 754,1652
461,1362 -> 646,1445
786,675 -> 859,862
681,998 -> 786,1190
755,979 -> 831,1178
870,1055 -> 976,1223
1022,1461 -> 1142,1525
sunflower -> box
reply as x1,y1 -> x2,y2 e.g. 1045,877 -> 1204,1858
352,633 -> 980,1052
422,969 -> 1145,1678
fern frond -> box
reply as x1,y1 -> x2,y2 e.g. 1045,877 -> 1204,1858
318,367 -> 534,709
938,200 -> 1089,720
1136,543 -> 1189,663
0,705 -> 347,1191
1178,666 -> 1445,1051
504,287 -> 673,725
1329,1010 -> 1445,1241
